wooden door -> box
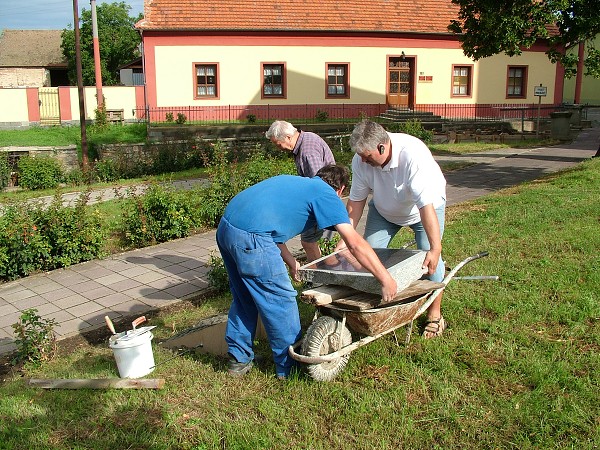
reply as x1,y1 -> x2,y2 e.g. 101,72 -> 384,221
387,57 -> 412,110
38,87 -> 61,126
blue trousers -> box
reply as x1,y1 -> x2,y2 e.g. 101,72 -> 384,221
364,200 -> 446,283
216,217 -> 301,377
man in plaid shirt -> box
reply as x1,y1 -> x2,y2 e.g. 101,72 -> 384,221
266,120 -> 336,261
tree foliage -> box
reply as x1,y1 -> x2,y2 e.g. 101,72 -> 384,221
448,0 -> 600,78
61,2 -> 142,86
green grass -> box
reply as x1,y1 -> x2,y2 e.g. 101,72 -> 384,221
0,123 -> 147,147
1,158 -> 598,449
430,138 -> 560,155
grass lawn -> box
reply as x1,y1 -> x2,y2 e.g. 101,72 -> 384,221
0,157 -> 597,449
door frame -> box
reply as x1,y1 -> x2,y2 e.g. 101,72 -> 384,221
386,55 -> 416,110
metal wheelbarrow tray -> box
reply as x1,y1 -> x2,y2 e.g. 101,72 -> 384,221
289,251 -> 492,381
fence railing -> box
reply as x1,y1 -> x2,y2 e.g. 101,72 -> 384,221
134,103 -> 571,126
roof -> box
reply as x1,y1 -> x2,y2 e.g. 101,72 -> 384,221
137,0 -> 460,35
0,30 -> 67,68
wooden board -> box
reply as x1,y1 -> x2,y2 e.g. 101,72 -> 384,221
301,284 -> 360,306
303,279 -> 446,311
29,378 -> 165,389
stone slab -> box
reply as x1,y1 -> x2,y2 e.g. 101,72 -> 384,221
299,248 -> 427,295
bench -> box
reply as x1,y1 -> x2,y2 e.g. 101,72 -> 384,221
106,109 -> 124,124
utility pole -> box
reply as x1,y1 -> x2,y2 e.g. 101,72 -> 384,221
73,0 -> 89,171
90,0 -> 104,108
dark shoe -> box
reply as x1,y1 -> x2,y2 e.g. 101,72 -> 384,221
228,358 -> 253,377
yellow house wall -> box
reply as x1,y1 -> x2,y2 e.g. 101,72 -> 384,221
563,37 -> 600,104
0,89 -> 30,122
67,86 -> 139,120
153,44 -> 557,106
476,53 -> 557,104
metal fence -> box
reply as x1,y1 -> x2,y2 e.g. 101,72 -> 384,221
134,102 -> 574,126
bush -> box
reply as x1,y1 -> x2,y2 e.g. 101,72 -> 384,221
0,152 -> 10,190
165,112 -> 174,123
246,114 -> 257,123
32,192 -> 107,268
63,167 -> 88,187
386,119 -> 434,144
120,184 -> 200,248
176,113 -> 187,124
12,308 -> 57,366
0,204 -> 51,279
207,251 -> 229,292
93,158 -> 120,183
0,194 -> 106,281
17,155 -> 63,190
315,109 -> 329,122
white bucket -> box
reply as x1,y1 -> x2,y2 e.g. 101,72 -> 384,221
109,331 -> 155,378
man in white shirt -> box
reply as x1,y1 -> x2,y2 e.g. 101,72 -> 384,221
345,120 -> 448,338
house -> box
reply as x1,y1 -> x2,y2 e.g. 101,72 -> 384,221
562,37 -> 600,105
135,0 -> 564,123
119,57 -> 145,86
0,29 -> 69,88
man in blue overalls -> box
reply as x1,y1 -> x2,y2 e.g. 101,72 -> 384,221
216,165 -> 397,379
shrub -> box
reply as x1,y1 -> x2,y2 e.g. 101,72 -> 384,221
63,167 -> 88,187
93,158 -> 120,183
315,109 -> 329,122
0,152 -> 10,190
165,112 -> 174,123
12,308 -> 57,366
246,114 -> 257,123
176,113 -> 187,124
0,204 -> 51,279
17,155 -> 63,190
94,102 -> 108,129
32,192 -> 107,268
207,251 -> 229,292
318,233 -> 341,256
0,194 -> 106,281
386,119 -> 434,144
120,184 -> 200,247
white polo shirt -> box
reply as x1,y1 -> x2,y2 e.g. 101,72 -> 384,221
349,132 -> 446,226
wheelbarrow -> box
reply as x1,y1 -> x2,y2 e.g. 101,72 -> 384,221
288,251 -> 494,381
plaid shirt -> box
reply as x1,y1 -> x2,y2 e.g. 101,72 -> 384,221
292,131 -> 335,177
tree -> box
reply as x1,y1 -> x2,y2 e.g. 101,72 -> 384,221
448,0 -> 600,78
61,2 -> 142,86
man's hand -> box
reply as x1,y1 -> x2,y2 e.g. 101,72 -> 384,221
422,248 -> 442,275
381,277 -> 398,302
290,260 -> 301,282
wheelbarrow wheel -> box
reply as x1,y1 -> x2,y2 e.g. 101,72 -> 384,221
301,315 -> 352,381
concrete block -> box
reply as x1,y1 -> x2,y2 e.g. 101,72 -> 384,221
299,248 -> 427,295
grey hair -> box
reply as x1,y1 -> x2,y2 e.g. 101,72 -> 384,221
349,120 -> 390,155
265,120 -> 297,141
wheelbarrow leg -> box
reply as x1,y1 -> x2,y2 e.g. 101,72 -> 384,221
405,320 -> 414,345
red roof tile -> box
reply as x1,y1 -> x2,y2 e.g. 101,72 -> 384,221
137,0 -> 460,35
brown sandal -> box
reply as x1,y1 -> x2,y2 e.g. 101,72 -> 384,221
422,316 -> 447,339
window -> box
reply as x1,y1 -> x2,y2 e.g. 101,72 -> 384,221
262,63 -> 285,98
195,63 -> 218,98
452,65 -> 472,97
507,66 -> 527,98
326,63 -> 349,98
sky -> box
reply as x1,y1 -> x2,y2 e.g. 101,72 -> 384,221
0,0 -> 144,30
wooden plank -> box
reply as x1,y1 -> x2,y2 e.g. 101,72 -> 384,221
301,284 -> 360,306
29,378 -> 165,390
331,292 -> 381,311
383,280 -> 446,305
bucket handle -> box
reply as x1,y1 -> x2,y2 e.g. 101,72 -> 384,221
132,316 -> 147,330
